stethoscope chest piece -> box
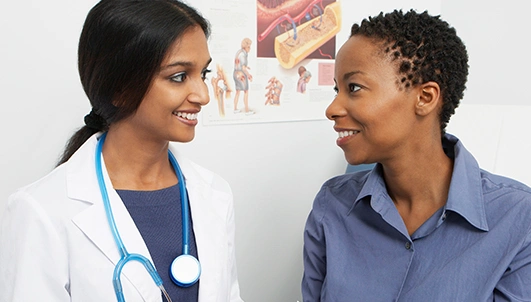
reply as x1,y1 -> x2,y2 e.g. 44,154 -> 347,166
170,254 -> 201,287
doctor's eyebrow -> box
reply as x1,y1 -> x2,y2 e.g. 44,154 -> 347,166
161,58 -> 212,70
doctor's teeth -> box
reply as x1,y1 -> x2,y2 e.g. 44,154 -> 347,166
176,112 -> 198,120
339,131 -> 356,138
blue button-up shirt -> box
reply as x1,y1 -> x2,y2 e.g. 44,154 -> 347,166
302,134 -> 531,301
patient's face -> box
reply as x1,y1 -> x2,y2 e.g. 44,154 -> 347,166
326,35 -> 418,165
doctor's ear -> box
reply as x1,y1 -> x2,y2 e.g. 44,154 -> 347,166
112,96 -> 125,108
415,81 -> 441,117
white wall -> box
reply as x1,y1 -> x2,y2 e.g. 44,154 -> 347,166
0,0 -> 97,198
0,1 -> 529,302
442,0 -> 531,186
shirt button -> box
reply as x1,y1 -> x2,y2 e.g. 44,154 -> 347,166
405,242 -> 412,250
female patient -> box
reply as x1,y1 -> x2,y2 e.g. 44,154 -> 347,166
303,9 -> 531,301
0,1 -> 242,301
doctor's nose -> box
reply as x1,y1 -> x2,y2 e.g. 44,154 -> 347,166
188,79 -> 210,106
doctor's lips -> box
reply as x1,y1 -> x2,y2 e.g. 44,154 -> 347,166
173,111 -> 199,121
174,110 -> 199,126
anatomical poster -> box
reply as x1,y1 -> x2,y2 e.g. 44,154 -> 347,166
193,0 -> 441,125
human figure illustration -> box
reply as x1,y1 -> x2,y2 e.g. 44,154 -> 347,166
233,38 -> 254,115
297,65 -> 312,93
211,64 -> 232,117
265,76 -> 283,106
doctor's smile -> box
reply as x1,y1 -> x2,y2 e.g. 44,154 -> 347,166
173,111 -> 200,126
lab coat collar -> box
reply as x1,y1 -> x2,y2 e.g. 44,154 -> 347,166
168,142 -> 228,302
65,133 -> 227,301
67,133 -> 161,300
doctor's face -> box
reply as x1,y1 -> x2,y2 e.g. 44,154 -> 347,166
326,35 -> 418,165
124,26 -> 211,143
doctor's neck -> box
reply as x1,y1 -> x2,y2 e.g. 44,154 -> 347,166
101,127 -> 178,192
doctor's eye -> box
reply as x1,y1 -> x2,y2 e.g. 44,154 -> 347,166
201,68 -> 212,81
170,72 -> 187,83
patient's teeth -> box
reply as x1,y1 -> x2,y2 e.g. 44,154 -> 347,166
338,131 -> 357,138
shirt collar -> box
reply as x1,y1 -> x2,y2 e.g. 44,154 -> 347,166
353,164 -> 386,208
443,133 -> 488,231
350,133 -> 488,231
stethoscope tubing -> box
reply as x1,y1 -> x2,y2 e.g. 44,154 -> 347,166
168,150 -> 190,255
95,132 -> 195,301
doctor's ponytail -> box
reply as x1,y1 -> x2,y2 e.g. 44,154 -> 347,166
56,109 -> 108,166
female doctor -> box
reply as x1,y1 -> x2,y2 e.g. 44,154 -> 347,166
0,0 -> 243,301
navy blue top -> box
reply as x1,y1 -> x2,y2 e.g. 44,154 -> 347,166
117,184 -> 199,301
303,133 -> 531,301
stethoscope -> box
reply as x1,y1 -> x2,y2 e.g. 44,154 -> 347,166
95,132 -> 201,302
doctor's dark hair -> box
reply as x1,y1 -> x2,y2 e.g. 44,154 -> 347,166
350,9 -> 468,135
57,0 -> 210,166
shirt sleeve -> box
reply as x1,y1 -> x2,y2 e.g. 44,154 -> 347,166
494,227 -> 531,301
0,190 -> 70,302
302,187 -> 329,302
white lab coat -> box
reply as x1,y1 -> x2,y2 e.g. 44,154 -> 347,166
0,134 -> 243,302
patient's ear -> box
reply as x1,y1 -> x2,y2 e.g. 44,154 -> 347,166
415,81 -> 441,116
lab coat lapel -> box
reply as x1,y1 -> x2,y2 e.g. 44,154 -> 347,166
67,134 -> 161,301
172,148 -> 226,301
